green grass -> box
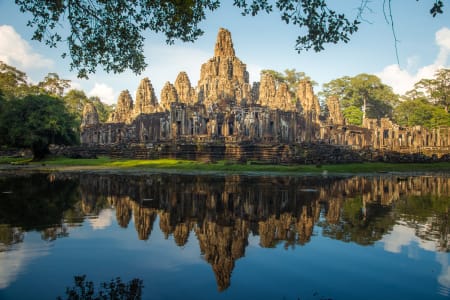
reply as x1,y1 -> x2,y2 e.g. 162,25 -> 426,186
10,156 -> 450,174
0,157 -> 32,165
39,156 -> 114,166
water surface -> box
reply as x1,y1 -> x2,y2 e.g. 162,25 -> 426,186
0,173 -> 449,299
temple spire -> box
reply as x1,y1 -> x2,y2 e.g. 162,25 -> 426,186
214,28 -> 235,57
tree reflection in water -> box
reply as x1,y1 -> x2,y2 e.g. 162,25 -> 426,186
1,173 -> 449,291
57,275 -> 143,300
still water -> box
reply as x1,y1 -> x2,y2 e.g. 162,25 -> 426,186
0,172 -> 449,299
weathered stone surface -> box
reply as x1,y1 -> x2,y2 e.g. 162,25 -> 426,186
108,90 -> 133,123
160,81 -> 178,111
81,102 -> 99,128
326,95 -> 344,125
174,72 -> 196,105
275,82 -> 295,111
214,27 -> 236,57
258,73 -> 276,107
250,82 -> 260,105
257,76 -> 295,111
197,28 -> 250,108
297,80 -> 320,121
134,77 -> 158,116
297,80 -> 320,141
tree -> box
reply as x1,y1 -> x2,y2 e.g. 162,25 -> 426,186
320,74 -> 398,125
13,0 -> 362,78
58,275 -> 143,300
0,60 -> 33,100
0,94 -> 78,159
342,105 -> 364,125
320,195 -> 396,246
14,1 -> 444,78
261,68 -> 315,98
260,69 -> 285,84
89,96 -> 114,123
0,174 -> 79,230
38,73 -> 71,97
413,68 -> 450,112
63,89 -> 90,122
261,68 -> 315,87
63,90 -> 113,125
398,68 -> 450,128
393,98 -> 450,128
0,90 -> 4,112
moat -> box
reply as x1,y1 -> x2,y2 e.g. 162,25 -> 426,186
0,172 -> 449,299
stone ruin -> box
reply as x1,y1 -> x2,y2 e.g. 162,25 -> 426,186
80,28 -> 450,163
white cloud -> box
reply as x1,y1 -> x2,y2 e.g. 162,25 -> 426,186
406,56 -> 420,71
0,25 -> 53,70
437,253 -> 450,291
381,222 -> 450,294
377,27 -> 450,95
0,237 -> 50,289
381,223 -> 436,254
88,209 -> 115,230
436,27 -> 450,66
88,83 -> 116,104
375,64 -> 437,95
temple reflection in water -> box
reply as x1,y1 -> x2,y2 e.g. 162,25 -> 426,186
1,173 -> 449,291
67,174 -> 450,290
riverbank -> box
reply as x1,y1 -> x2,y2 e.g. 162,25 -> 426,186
1,156 -> 450,176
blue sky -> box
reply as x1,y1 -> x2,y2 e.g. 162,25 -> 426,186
0,1 -> 449,104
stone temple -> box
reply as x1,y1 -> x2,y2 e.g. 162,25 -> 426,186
80,28 -> 450,163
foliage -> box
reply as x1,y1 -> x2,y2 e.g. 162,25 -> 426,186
0,94 -> 78,159
397,193 -> 450,251
58,275 -> 143,300
14,0 -> 366,78
261,68 -> 316,96
0,174 -> 79,230
320,73 -> 399,125
15,0 -> 220,78
0,60 -> 36,100
413,68 -> 450,112
430,0 -> 444,17
0,61 -> 112,155
63,90 -> 113,125
396,194 -> 450,222
64,89 -> 90,123
0,89 -> 4,112
398,69 -> 450,128
342,105 -> 363,125
393,98 -> 450,128
320,197 -> 395,246
14,1 -> 445,78
89,96 -> 114,123
0,225 -> 23,248
38,72 -> 71,97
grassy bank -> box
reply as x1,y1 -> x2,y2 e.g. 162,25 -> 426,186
2,156 -> 450,174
